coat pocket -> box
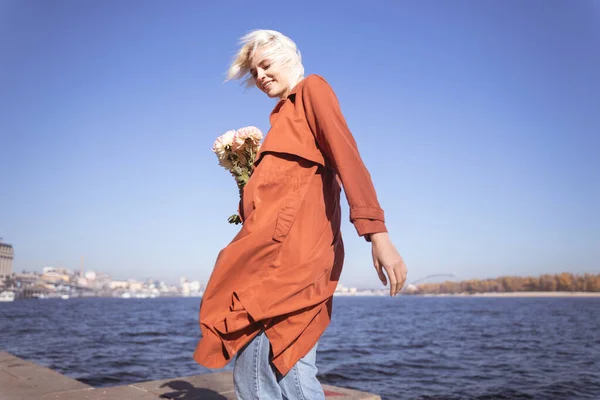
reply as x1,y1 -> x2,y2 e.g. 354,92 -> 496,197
272,173 -> 314,243
272,195 -> 302,243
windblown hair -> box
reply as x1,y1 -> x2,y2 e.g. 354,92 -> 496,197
227,29 -> 304,88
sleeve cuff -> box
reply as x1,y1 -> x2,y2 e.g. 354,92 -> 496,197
349,206 -> 385,222
353,219 -> 388,241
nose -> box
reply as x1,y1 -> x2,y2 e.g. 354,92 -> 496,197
256,68 -> 267,81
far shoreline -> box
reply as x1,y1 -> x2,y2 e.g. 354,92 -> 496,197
414,291 -> 600,297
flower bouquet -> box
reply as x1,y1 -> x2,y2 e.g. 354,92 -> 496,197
212,126 -> 263,224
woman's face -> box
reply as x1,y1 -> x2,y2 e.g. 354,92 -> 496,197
250,47 -> 292,99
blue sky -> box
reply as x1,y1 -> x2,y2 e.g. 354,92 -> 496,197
1,0 -> 598,288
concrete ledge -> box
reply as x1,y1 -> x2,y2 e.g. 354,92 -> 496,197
0,352 -> 92,400
0,352 -> 381,400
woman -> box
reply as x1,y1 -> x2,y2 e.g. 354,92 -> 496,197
194,29 -> 407,399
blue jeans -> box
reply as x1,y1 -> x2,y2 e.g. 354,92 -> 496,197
233,330 -> 325,400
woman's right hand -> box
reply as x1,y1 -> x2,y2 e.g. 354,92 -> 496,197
370,232 -> 408,296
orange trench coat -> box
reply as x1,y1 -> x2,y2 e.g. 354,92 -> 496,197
193,74 -> 387,376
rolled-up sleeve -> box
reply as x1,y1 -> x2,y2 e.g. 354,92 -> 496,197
301,75 -> 387,240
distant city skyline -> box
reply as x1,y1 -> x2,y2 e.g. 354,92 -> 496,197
3,260 -> 385,290
1,1 -> 599,288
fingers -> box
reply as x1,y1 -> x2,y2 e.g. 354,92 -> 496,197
397,261 -> 407,290
373,254 -> 387,286
384,260 -> 408,296
384,264 -> 398,296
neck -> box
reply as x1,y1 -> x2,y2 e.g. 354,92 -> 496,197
280,77 -> 304,99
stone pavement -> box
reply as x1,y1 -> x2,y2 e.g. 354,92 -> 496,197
0,352 -> 381,400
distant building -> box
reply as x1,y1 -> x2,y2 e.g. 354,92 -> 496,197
0,240 -> 14,279
182,281 -> 190,297
128,280 -> 143,291
42,267 -> 71,275
84,270 -> 97,280
404,284 -> 418,294
41,267 -> 71,284
109,280 -> 128,289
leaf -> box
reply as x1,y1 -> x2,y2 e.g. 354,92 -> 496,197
227,214 -> 242,225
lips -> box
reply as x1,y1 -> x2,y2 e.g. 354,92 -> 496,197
263,81 -> 273,91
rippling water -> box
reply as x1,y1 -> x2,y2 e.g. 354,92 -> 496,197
1,297 -> 599,399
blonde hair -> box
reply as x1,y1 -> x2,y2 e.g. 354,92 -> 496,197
227,29 -> 304,88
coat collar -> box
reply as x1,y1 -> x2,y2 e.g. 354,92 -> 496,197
270,77 -> 306,116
